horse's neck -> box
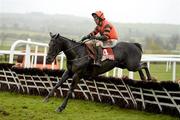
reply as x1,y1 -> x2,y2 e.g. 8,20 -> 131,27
61,37 -> 83,60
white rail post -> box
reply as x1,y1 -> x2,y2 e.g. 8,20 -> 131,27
117,68 -> 123,78
60,53 -> 64,69
129,71 -> 134,79
147,61 -> 150,69
106,72 -> 109,77
31,54 -> 34,68
24,38 -> 31,68
172,61 -> 176,82
9,50 -> 14,64
113,68 -> 117,77
33,46 -> 38,67
43,47 -> 47,67
166,61 -> 169,72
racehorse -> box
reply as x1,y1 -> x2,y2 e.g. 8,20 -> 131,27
44,32 -> 151,112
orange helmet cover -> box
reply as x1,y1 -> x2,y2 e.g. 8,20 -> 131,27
92,11 -> 105,20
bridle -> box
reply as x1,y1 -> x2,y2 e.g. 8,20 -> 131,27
52,36 -> 91,62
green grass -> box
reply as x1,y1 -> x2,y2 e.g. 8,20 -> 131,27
147,63 -> 180,80
0,91 -> 179,120
107,63 -> 180,81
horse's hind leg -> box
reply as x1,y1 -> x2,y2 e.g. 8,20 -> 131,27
141,62 -> 152,81
43,70 -> 70,102
138,69 -> 146,81
144,67 -> 152,81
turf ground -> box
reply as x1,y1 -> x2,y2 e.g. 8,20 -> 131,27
0,91 -> 179,120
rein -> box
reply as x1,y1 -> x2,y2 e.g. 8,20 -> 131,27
59,36 -> 92,53
58,35 -> 84,53
63,41 -> 83,53
57,37 -> 91,62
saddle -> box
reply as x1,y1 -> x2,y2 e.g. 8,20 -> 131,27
85,41 -> 115,61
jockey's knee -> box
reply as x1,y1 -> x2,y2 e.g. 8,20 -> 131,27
85,41 -> 93,45
96,41 -> 103,47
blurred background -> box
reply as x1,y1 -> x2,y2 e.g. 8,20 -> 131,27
0,0 -> 180,54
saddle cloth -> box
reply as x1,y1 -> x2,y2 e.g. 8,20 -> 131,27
102,48 -> 114,61
101,40 -> 117,61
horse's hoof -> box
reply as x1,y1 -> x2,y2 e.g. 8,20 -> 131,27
124,104 -> 130,108
43,97 -> 49,103
56,107 -> 63,112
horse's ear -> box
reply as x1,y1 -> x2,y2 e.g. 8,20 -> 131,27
55,33 -> 60,39
50,32 -> 53,38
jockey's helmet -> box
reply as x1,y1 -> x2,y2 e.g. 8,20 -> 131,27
92,11 -> 105,21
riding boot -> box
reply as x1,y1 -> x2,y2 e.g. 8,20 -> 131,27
94,46 -> 102,67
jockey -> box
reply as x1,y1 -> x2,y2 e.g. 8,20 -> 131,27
81,10 -> 119,67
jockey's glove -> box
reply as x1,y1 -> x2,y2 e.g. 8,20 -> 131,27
81,34 -> 91,42
91,36 -> 107,41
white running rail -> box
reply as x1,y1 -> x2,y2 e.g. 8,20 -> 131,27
0,39 -> 179,82
9,39 -> 48,68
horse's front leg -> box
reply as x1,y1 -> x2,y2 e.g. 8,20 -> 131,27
56,73 -> 80,112
43,70 -> 70,102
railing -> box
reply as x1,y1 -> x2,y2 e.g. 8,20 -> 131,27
0,39 -> 179,82
0,66 -> 179,116
9,38 -> 48,67
141,55 -> 180,82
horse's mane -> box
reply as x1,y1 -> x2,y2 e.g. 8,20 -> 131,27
59,34 -> 81,44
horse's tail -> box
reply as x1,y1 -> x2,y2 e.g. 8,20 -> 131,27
134,43 -> 143,53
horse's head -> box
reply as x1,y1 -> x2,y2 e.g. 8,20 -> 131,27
46,32 -> 62,64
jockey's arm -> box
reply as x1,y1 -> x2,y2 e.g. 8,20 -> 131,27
94,24 -> 111,41
89,24 -> 111,41
95,36 -> 108,41
89,26 -> 99,36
